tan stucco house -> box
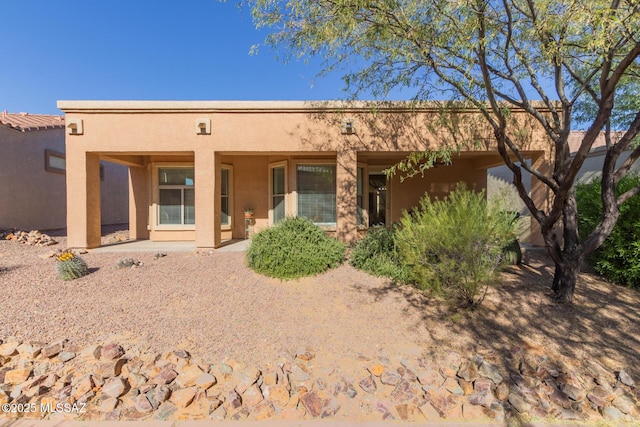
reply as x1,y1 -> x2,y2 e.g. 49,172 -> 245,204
0,111 -> 128,231
56,101 -> 552,249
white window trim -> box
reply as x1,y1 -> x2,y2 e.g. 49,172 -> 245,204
292,159 -> 337,230
153,163 -> 195,231
221,164 -> 233,231
268,160 -> 288,225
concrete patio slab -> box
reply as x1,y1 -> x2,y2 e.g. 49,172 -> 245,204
88,239 -> 250,253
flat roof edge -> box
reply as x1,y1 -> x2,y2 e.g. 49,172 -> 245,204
57,100 -> 554,113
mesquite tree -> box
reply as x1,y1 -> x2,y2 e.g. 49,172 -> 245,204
247,0 -> 640,302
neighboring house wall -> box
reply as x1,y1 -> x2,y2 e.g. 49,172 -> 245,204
0,112 -> 128,230
568,131 -> 640,184
487,162 -> 532,242
58,101 -> 554,249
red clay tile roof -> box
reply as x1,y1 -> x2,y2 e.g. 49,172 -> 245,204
0,111 -> 64,132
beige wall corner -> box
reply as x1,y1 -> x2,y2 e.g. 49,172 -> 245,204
67,151 -> 101,248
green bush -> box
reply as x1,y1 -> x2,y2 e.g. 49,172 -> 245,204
246,216 -> 346,279
576,174 -> 640,287
394,184 -> 516,306
349,226 -> 410,283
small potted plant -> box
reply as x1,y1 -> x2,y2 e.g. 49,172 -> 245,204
244,207 -> 255,219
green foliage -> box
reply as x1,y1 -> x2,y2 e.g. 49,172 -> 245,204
246,216 -> 346,279
577,174 -> 640,288
249,0 -> 640,301
56,251 -> 89,281
394,184 -> 516,306
349,226 -> 409,283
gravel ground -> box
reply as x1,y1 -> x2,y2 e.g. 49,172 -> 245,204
0,228 -> 438,366
1,225 -> 639,383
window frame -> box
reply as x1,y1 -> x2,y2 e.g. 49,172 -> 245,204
268,160 -> 288,225
221,164 -> 233,230
154,164 -> 196,231
45,149 -> 66,174
293,160 -> 337,229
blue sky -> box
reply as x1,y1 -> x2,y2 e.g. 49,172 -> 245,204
1,0 -> 352,115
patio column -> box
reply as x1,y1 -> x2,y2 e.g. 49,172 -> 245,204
336,149 -> 358,243
67,151 -> 101,248
128,165 -> 149,240
195,147 -> 221,248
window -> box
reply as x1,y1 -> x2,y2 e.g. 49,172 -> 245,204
297,164 -> 336,225
158,167 -> 195,225
270,163 -> 287,224
45,149 -> 66,174
221,166 -> 232,227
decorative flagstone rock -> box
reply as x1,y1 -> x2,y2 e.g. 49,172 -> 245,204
478,361 -> 503,384
134,394 -> 154,413
508,392 -> 532,413
265,384 -> 290,408
457,361 -> 478,382
171,387 -> 197,408
390,380 -> 414,402
380,370 -> 401,386
41,342 -> 63,358
416,367 -> 443,386
154,401 -> 178,420
253,399 -> 275,420
194,372 -> 216,389
300,390 -> 340,418
103,377 -> 127,398
359,375 -> 377,394
241,383 -> 263,407
468,389 -> 495,407
152,366 -> 178,385
101,343 -> 125,360
442,378 -> 462,396
175,364 -> 203,388
5,368 -> 31,384
16,342 -> 41,358
0,337 -> 636,423
617,369 -> 635,388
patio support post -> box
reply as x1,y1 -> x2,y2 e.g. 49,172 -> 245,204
128,165 -> 149,240
336,149 -> 359,243
195,147 -> 221,248
67,151 -> 101,248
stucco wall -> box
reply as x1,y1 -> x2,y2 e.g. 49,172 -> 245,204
58,101 -> 554,248
0,125 -> 128,230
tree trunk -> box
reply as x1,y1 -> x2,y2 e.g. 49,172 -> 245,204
551,260 -> 580,303
550,188 -> 582,303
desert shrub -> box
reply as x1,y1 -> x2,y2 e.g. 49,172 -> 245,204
576,174 -> 640,287
56,251 -> 89,281
394,184 -> 516,306
349,226 -> 410,283
246,216 -> 346,279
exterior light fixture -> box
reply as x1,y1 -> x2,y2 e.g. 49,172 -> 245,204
66,119 -> 83,135
342,119 -> 356,135
196,118 -> 211,135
